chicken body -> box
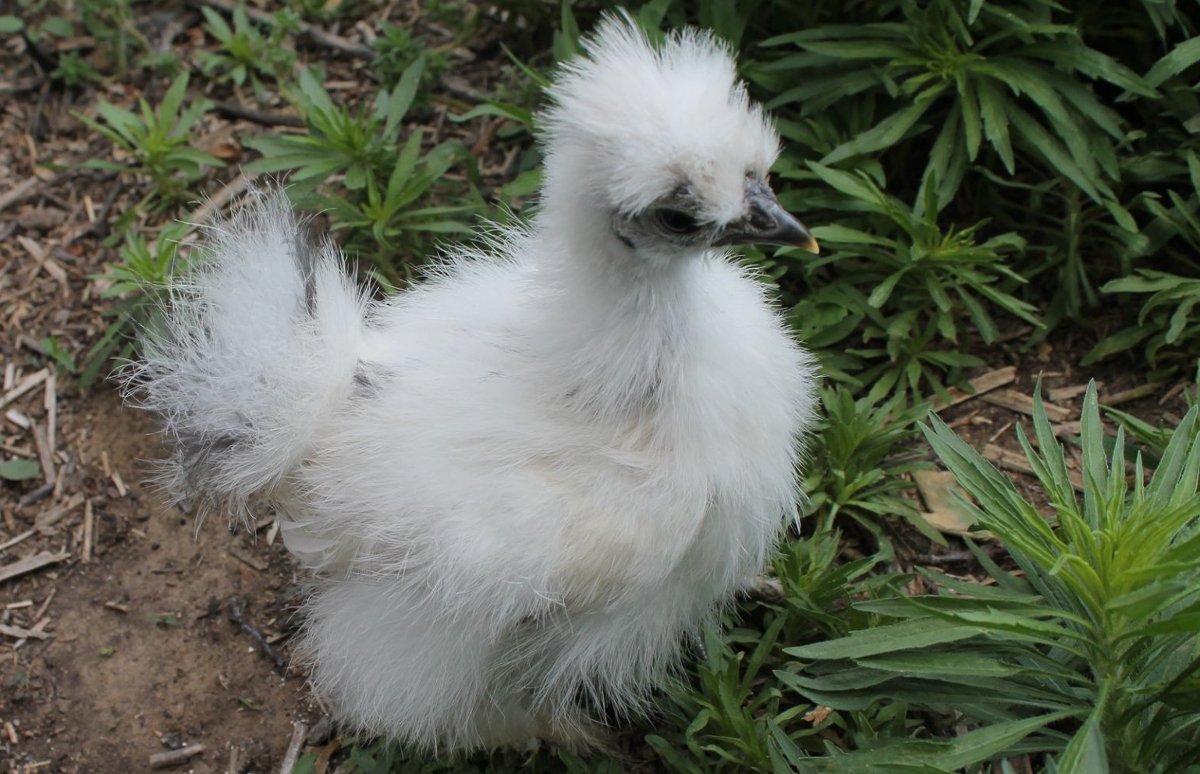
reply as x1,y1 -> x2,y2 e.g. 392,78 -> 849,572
131,16 -> 817,752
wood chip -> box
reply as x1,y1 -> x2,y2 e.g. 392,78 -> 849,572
1,368 -> 49,410
35,493 -> 85,530
104,601 -> 129,613
0,550 -> 70,584
31,422 -> 56,486
34,587 -> 56,620
1047,383 -> 1091,403
44,370 -> 56,455
984,444 -> 1084,492
82,499 -> 94,563
931,366 -> 1017,411
16,233 -> 47,262
111,469 -> 127,497
4,719 -> 17,743
228,545 -> 268,572
1102,383 -> 1161,407
5,408 -> 31,429
149,743 -> 207,769
0,622 -> 51,641
0,175 -> 43,214
277,721 -> 307,774
0,529 -> 36,552
980,389 -> 1071,422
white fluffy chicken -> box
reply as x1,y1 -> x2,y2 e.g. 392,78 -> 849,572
129,14 -> 818,752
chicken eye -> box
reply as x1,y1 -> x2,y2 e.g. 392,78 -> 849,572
655,208 -> 700,235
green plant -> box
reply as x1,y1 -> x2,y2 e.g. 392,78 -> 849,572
719,0 -> 1200,385
372,21 -> 449,97
39,336 -> 76,376
75,72 -> 224,212
780,383 -> 1200,772
801,387 -> 934,546
650,615 -> 806,773
197,3 -> 295,91
82,222 -> 193,388
245,63 -> 477,282
785,164 -> 1036,403
646,527 -> 884,774
50,50 -> 98,87
1086,152 -> 1200,374
758,1 -> 1152,206
1087,270 -> 1200,374
77,0 -> 147,76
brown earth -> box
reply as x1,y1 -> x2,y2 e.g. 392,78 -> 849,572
2,391 -> 317,773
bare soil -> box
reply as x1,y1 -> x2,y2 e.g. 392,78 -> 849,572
2,391 -> 317,773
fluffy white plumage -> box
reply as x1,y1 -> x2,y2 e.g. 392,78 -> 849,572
128,15 -> 818,752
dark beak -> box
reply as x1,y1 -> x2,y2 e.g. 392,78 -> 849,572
713,180 -> 819,253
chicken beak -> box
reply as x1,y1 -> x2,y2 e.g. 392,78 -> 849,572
713,180 -> 819,253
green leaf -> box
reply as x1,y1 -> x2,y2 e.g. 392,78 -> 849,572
0,15 -> 23,32
0,458 -> 40,481
1056,715 -> 1109,774
976,79 -> 1014,173
786,617 -> 981,660
1146,37 -> 1200,87
822,99 -> 936,165
1005,102 -> 1103,202
797,40 -> 913,60
856,650 -> 1024,677
40,15 -> 74,37
382,55 -> 426,140
385,129 -> 425,202
450,100 -> 534,128
157,72 -> 191,131
554,0 -> 582,63
936,712 -> 1078,769
1081,325 -> 1153,365
292,753 -> 317,774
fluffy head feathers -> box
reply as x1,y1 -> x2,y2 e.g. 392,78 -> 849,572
541,15 -> 781,226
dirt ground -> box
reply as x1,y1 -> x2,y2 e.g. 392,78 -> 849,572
1,390 -> 318,773
2,5 -> 1196,774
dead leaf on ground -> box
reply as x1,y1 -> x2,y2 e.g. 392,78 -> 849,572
912,469 -> 980,536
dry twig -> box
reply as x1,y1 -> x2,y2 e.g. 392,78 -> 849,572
980,389 -> 1071,422
278,721 -> 308,774
148,744 -> 206,769
82,499 -> 94,563
0,622 -> 51,640
1,368 -> 49,410
0,550 -> 69,584
931,366 -> 1017,411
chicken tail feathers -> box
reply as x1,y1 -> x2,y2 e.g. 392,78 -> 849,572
122,191 -> 368,522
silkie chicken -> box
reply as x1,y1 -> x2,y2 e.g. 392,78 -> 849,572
127,13 -> 819,753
